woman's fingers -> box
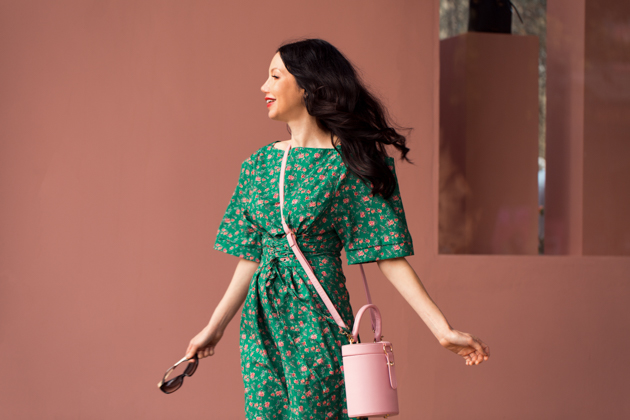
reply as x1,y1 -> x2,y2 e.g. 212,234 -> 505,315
469,335 -> 489,358
185,344 -> 197,360
465,340 -> 490,366
482,341 -> 491,357
473,349 -> 488,365
196,346 -> 215,359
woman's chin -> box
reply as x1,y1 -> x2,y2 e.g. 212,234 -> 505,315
267,113 -> 284,122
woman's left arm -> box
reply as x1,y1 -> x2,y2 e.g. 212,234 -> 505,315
377,257 -> 490,366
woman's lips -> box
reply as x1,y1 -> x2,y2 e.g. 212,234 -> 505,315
266,100 -> 275,108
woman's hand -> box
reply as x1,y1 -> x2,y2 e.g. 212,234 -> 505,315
185,325 -> 224,360
438,329 -> 490,366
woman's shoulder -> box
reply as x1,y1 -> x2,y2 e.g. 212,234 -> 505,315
239,141 -> 282,167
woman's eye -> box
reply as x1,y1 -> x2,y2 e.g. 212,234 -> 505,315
272,75 -> 279,79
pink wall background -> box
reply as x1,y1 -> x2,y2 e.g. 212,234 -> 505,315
0,1 -> 628,419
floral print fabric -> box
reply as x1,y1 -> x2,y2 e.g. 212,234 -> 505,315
213,141 -> 413,419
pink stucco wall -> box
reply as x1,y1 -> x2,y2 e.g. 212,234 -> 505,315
0,1 -> 628,419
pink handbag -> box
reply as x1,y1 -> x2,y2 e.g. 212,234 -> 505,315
279,144 -> 399,418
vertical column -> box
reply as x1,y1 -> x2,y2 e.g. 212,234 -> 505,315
582,0 -> 630,255
545,0 -> 585,255
547,0 -> 630,255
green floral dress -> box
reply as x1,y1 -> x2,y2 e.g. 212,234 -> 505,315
213,141 -> 414,420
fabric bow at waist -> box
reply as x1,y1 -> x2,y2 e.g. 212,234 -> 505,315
260,232 -> 341,266
254,232 -> 354,339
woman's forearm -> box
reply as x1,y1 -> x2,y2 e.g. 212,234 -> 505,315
376,257 -> 452,342
207,258 -> 260,333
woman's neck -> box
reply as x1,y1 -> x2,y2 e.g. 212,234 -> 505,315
286,120 -> 337,149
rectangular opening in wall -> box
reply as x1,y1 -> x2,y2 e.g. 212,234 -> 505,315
438,0 -> 547,255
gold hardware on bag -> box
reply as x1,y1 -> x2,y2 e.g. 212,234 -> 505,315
383,343 -> 394,366
342,328 -> 355,344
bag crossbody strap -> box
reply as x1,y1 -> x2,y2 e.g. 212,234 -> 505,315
279,144 -> 376,333
359,264 -> 378,332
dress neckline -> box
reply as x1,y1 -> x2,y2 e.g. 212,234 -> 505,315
270,140 -> 339,152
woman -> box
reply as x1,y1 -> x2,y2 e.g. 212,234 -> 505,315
185,38 -> 490,419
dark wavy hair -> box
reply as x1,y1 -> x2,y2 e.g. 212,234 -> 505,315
276,38 -> 413,200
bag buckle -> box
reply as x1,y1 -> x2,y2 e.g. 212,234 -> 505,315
383,343 -> 394,366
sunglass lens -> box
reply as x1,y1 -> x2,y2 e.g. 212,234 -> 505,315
184,358 -> 198,376
160,376 -> 183,394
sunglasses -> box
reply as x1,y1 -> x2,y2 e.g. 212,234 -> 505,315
157,354 -> 199,394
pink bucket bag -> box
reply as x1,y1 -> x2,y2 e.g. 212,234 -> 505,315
279,144 -> 399,418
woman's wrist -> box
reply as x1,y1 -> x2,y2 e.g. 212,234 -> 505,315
433,324 -> 454,344
206,301 -> 237,334
205,320 -> 223,333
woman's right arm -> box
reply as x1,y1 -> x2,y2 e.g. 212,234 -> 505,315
185,258 -> 260,359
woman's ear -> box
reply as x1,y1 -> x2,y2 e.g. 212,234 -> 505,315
301,91 -> 310,108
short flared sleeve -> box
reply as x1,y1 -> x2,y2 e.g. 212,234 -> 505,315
213,157 -> 263,262
332,157 -> 414,265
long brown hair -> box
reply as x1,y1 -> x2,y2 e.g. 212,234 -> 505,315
277,38 -> 413,199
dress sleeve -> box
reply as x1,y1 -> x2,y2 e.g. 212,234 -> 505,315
332,157 -> 414,265
213,157 -> 263,262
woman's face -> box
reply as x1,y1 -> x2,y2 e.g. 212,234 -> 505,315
260,52 -> 305,122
